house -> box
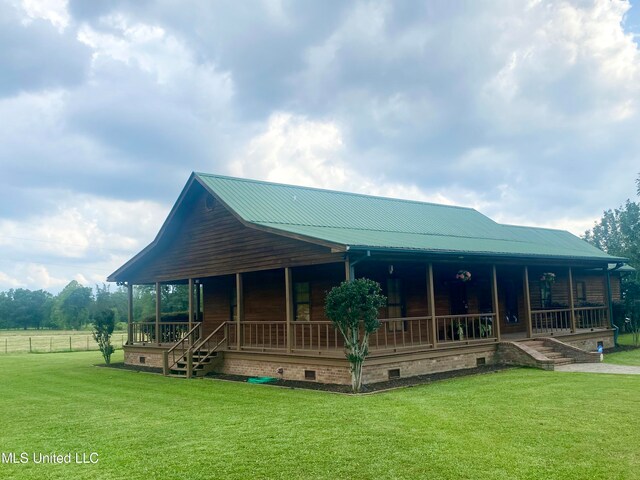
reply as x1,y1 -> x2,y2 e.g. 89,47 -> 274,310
108,172 -> 626,384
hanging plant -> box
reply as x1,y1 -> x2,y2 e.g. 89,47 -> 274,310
540,272 -> 556,284
456,270 -> 472,282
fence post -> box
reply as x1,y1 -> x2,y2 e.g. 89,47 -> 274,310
29,337 -> 32,353
69,336 -> 72,352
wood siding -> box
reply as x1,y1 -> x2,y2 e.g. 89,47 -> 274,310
124,183 -> 342,283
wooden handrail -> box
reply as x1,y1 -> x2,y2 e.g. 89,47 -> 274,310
187,322 -> 227,376
163,322 -> 201,375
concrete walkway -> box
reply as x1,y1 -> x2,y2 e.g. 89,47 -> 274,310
554,363 -> 640,375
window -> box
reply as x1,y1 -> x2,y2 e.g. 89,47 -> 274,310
387,278 -> 405,332
576,281 -> 587,302
294,282 -> 310,321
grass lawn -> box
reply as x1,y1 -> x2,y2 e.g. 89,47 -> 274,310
1,352 -> 639,480
605,334 -> 640,366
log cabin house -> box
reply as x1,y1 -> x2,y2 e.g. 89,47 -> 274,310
108,173 -> 627,384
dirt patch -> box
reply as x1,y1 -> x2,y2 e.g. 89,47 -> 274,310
99,361 -> 513,393
205,364 -> 514,394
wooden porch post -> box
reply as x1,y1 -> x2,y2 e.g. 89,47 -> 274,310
568,267 -> 576,333
491,265 -> 501,341
127,283 -> 134,345
523,267 -> 533,338
155,282 -> 161,345
195,280 -> 201,322
285,267 -> 293,353
605,267 -> 614,329
188,278 -> 194,344
345,257 -> 351,282
428,263 -> 437,348
236,273 -> 243,350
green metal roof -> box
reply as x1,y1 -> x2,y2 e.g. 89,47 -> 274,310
195,173 -> 625,262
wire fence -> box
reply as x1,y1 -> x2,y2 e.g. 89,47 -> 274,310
0,333 -> 127,354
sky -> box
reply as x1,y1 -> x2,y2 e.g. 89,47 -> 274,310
0,0 -> 639,293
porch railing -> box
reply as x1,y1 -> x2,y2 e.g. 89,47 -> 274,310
227,321 -> 287,351
370,317 -> 433,351
436,313 -> 496,343
130,322 -> 196,344
531,306 -> 608,335
163,322 -> 202,374
575,306 -> 608,330
292,321 -> 341,351
532,309 -> 572,335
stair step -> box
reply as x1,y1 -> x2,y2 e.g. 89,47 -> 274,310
544,352 -> 564,359
552,357 -> 574,364
535,347 -> 555,353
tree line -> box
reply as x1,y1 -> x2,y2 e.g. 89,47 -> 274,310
583,174 -> 640,331
0,281 -> 192,330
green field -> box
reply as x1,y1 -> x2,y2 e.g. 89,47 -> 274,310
0,330 -> 127,354
0,349 -> 639,479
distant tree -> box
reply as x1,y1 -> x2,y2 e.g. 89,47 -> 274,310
12,289 -> 52,330
0,291 -> 12,329
51,281 -> 93,329
325,278 -> 386,393
92,309 -> 115,365
133,285 -> 156,322
584,200 -> 640,336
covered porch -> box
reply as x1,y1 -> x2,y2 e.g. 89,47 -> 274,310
122,258 -> 614,358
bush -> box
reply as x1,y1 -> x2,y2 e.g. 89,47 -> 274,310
325,278 -> 386,392
93,310 -> 116,365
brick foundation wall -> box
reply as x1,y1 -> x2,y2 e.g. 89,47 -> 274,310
220,356 -> 352,384
124,347 -> 165,368
562,334 -> 614,351
220,347 -> 498,385
363,348 -> 497,384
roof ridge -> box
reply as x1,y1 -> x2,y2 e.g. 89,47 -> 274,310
194,171 -> 479,212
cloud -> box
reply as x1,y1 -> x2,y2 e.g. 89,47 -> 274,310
0,1 -> 90,97
0,192 -> 168,291
1,0 -> 640,291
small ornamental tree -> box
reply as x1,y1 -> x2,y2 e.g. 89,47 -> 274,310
325,278 -> 386,392
93,309 -> 116,365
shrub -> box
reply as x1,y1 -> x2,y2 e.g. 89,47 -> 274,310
325,278 -> 386,392
93,310 -> 116,365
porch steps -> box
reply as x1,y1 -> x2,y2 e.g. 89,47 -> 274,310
518,340 -> 575,366
498,338 -> 601,370
169,350 -> 224,378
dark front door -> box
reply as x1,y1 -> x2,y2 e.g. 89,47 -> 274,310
449,283 -> 468,315
501,279 -> 523,331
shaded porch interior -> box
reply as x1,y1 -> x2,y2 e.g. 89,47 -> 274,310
124,259 -> 614,357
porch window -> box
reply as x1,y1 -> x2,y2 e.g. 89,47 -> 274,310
576,281 -> 587,302
294,282 -> 310,321
387,278 -> 405,332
